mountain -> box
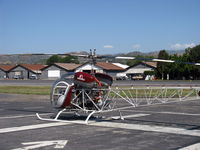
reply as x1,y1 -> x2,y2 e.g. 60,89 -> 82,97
0,50 -> 185,64
0,54 -> 52,64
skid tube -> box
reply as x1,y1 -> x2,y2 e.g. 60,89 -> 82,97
36,108 -> 126,124
36,108 -> 101,124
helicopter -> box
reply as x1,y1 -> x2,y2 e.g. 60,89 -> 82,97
36,49 -> 200,124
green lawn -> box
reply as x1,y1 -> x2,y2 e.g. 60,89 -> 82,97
0,85 -> 197,98
0,86 -> 51,95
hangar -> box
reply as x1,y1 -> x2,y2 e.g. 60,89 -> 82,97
0,64 -> 16,79
9,64 -> 46,79
76,62 -> 125,78
124,62 -> 157,80
41,63 -> 81,79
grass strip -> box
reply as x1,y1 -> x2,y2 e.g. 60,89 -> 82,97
0,86 -> 51,95
0,86 -> 197,98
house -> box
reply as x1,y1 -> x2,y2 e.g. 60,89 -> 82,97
9,64 -> 46,79
75,62 -> 125,78
41,63 -> 81,79
0,64 -> 16,78
124,62 -> 157,80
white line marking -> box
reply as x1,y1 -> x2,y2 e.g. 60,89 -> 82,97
178,143 -> 200,150
0,113 -> 52,119
90,122 -> 200,137
0,122 -> 70,134
1,118 -> 200,138
122,110 -> 200,116
12,140 -> 68,150
23,106 -> 44,110
111,114 -> 150,119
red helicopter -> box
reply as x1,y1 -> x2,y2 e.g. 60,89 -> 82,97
37,49 -> 116,123
37,49 -> 200,124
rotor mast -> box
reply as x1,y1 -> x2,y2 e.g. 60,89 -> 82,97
89,49 -> 97,74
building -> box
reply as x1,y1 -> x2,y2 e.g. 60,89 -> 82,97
124,62 -> 157,80
0,62 -> 126,80
76,62 -> 125,78
9,64 -> 46,79
0,64 -> 16,78
41,63 -> 81,79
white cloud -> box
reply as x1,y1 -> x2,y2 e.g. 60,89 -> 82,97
103,45 -> 113,49
132,44 -> 140,49
170,43 -> 196,50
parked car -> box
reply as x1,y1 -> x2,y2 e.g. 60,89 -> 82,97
13,75 -> 24,79
29,74 -> 38,80
116,73 -> 129,80
132,75 -> 144,80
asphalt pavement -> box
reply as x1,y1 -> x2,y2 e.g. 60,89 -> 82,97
0,93 -> 200,150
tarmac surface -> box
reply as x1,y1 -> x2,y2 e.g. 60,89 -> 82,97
1,81 -> 200,150
1,79 -> 200,87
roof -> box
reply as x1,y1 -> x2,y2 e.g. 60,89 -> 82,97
9,64 -> 47,73
41,63 -> 81,71
54,63 -> 81,70
96,62 -> 125,71
127,61 -> 157,70
0,64 -> 16,72
112,63 -> 129,69
19,64 -> 46,71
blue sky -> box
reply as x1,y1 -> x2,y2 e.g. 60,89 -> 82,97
0,0 -> 199,54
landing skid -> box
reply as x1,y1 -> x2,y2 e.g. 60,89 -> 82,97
36,108 -> 126,124
36,113 -> 89,124
36,109 -> 97,124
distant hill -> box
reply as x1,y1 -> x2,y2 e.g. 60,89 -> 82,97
0,54 -> 52,64
0,50 -> 185,64
113,50 -> 185,57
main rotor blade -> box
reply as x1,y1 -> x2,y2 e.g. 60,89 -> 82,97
115,56 -> 200,66
115,56 -> 136,60
69,54 -> 89,57
152,59 -> 175,63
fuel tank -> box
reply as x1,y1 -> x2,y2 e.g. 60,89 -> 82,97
74,72 -> 98,88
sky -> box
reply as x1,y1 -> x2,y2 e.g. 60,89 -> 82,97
0,0 -> 199,54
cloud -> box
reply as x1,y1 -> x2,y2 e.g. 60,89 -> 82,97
132,44 -> 140,49
103,45 -> 113,49
170,43 -> 196,50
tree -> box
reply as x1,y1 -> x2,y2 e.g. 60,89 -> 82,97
46,55 -> 61,65
61,56 -> 79,64
127,59 -> 141,66
46,55 -> 79,65
156,50 -> 170,80
187,45 -> 200,62
187,45 -> 200,79
126,55 -> 154,66
166,45 -> 200,80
